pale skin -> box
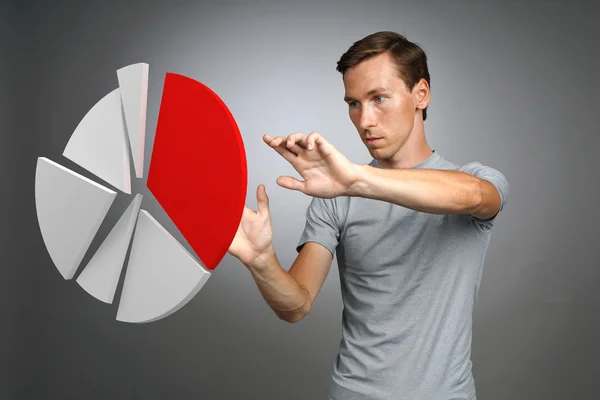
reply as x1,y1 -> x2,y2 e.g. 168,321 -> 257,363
227,52 -> 502,323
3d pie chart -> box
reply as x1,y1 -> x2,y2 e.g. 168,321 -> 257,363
34,63 -> 247,323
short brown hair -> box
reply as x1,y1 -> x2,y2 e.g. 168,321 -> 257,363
336,31 -> 431,120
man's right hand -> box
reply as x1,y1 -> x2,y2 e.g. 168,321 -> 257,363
228,184 -> 275,268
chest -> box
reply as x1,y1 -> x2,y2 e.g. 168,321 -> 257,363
337,198 -> 478,273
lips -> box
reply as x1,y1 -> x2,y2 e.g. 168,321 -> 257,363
365,137 -> 382,143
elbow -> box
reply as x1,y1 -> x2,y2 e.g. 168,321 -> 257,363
471,186 -> 483,214
276,296 -> 312,323
275,308 -> 310,323
280,311 -> 309,323
464,177 -> 484,214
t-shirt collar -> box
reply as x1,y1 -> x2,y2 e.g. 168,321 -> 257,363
370,150 -> 441,169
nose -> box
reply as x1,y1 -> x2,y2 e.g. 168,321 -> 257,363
358,104 -> 377,130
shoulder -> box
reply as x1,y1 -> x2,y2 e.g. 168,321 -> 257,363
458,161 -> 509,202
461,161 -> 510,232
305,195 -> 350,221
303,194 -> 348,221
436,154 -> 509,197
437,154 -> 510,232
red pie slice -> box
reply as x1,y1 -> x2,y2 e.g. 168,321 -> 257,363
147,73 -> 247,270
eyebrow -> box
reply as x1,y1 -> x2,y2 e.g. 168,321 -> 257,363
344,87 -> 389,103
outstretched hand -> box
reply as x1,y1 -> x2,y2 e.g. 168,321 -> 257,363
228,184 -> 274,267
263,132 -> 360,198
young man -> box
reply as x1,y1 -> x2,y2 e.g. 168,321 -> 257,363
228,31 -> 508,400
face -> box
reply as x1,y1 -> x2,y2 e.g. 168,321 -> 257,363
343,52 -> 429,164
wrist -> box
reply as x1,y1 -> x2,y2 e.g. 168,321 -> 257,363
346,164 -> 370,197
247,245 -> 276,271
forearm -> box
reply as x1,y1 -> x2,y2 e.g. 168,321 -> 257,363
245,247 -> 311,323
350,165 -> 482,215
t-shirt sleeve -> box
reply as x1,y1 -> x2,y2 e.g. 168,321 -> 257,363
296,196 -> 341,258
459,161 -> 509,232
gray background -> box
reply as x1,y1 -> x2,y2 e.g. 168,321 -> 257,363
2,0 -> 600,399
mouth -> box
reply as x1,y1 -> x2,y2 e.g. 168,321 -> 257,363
365,137 -> 382,144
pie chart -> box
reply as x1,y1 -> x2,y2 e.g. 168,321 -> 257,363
34,63 -> 247,323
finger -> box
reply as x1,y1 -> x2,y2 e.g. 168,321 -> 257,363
306,131 -> 324,150
284,141 -> 305,156
263,134 -> 278,146
307,132 -> 334,155
268,135 -> 287,148
276,176 -> 306,192
286,132 -> 309,149
256,184 -> 270,216
282,133 -> 309,156
265,134 -> 299,156
270,141 -> 298,162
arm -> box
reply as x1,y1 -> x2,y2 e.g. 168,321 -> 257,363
227,184 -> 333,323
349,165 -> 502,219
245,241 -> 333,323
263,132 -> 502,220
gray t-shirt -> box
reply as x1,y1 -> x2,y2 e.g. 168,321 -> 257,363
296,151 -> 509,400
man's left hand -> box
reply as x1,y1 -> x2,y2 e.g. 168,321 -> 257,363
263,132 -> 360,198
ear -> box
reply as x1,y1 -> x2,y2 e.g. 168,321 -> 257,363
413,78 -> 430,111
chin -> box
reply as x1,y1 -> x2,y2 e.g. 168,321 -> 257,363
367,142 -> 390,155
368,148 -> 389,161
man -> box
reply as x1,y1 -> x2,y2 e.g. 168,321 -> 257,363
227,31 -> 508,400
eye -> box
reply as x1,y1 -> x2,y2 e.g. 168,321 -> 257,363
374,95 -> 385,103
348,101 -> 359,108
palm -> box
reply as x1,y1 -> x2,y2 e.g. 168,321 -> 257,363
292,149 -> 353,198
265,132 -> 358,198
228,185 -> 273,266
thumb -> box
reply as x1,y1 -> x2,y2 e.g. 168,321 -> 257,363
256,184 -> 270,216
276,176 -> 306,192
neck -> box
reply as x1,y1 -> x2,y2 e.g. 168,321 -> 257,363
378,118 -> 433,169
